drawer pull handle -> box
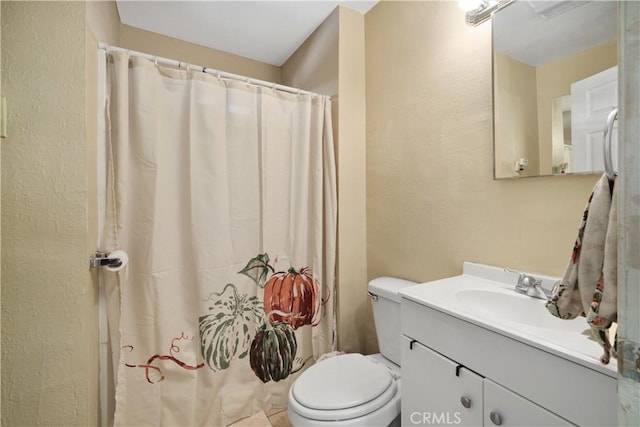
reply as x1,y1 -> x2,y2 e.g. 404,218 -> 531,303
460,396 -> 471,408
490,411 -> 502,425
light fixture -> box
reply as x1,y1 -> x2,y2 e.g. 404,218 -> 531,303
460,0 -> 512,26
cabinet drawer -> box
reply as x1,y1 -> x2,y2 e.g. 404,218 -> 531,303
484,379 -> 574,427
402,336 -> 483,426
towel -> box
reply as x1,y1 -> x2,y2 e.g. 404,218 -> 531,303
546,174 -> 617,364
587,179 -> 618,329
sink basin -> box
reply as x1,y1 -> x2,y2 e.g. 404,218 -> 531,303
455,288 -> 581,330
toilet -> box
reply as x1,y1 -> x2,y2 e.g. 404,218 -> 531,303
287,277 -> 415,427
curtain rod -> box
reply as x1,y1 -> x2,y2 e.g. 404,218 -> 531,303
98,43 -> 323,98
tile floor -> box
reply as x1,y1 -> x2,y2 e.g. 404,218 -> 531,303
228,408 -> 292,427
266,408 -> 292,427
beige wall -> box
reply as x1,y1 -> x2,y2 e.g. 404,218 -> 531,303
1,2 -> 98,426
494,53 -> 540,177
282,6 -> 368,353
536,42 -> 617,174
336,7 -> 368,353
366,0 -> 599,309
282,8 -> 338,96
86,0 -> 120,46
120,24 -> 281,83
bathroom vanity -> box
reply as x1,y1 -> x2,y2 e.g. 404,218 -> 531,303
399,263 -> 617,426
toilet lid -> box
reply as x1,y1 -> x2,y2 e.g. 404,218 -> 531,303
291,353 -> 393,411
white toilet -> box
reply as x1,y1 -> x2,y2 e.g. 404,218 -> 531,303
287,277 -> 415,427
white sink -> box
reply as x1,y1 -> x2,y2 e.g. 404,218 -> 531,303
399,262 -> 617,377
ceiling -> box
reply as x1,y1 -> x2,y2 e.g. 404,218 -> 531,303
493,0 -> 617,67
116,1 -> 379,67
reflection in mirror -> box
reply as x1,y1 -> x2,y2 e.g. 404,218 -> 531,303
492,1 -> 617,179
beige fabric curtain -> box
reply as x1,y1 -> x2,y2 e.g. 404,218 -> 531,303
102,51 -> 336,426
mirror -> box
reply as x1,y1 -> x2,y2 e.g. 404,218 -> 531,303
492,1 -> 617,179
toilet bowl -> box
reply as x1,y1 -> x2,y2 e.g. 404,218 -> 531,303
287,353 -> 401,427
287,277 -> 415,426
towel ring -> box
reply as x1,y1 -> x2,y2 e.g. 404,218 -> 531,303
603,108 -> 618,181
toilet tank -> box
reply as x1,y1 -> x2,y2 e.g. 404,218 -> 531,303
368,277 -> 416,365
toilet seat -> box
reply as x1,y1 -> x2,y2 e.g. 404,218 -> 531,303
289,354 -> 398,421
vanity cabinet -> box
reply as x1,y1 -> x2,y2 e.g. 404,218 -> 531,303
399,264 -> 617,426
401,337 -> 573,426
400,297 -> 616,426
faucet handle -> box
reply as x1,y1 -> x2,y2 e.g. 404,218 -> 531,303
515,273 -> 542,292
516,273 -> 531,288
518,273 -> 540,285
513,271 -> 550,300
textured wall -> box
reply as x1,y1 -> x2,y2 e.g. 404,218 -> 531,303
120,24 -> 282,84
1,2 -> 98,425
366,1 -> 599,291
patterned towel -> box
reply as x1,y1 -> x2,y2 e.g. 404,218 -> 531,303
587,178 -> 618,329
546,174 -> 617,364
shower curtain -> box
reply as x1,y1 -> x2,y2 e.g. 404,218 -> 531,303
102,51 -> 337,426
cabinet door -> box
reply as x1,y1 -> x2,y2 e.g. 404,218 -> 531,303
401,336 -> 483,426
484,379 -> 574,427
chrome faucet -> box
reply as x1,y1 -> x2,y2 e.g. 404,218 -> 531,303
514,273 -> 551,300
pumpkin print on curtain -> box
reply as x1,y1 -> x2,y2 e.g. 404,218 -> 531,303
102,51 -> 337,427
199,283 -> 264,371
198,253 -> 326,382
263,266 -> 323,329
123,253 -> 324,385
